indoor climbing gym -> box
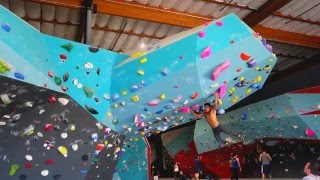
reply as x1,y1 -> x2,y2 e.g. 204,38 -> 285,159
0,0 -> 319,180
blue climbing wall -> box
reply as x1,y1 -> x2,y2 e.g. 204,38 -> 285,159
194,86 -> 320,154
0,5 -> 277,135
113,136 -> 149,180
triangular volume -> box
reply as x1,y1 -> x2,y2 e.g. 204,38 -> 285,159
289,86 -> 320,94
301,109 -> 320,115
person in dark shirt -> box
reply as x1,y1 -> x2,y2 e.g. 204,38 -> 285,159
194,155 -> 202,180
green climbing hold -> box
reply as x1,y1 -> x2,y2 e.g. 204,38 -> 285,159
54,76 -> 62,86
60,43 -> 73,52
9,164 -> 20,176
0,59 -> 12,74
112,119 -> 119,125
83,87 -> 94,98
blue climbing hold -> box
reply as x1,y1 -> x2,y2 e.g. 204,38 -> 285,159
241,113 -> 248,120
1,23 -> 11,32
14,72 -> 24,80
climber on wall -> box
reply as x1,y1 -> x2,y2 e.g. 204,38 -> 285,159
191,92 -> 244,145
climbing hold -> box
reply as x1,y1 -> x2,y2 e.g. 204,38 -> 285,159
85,105 -> 99,114
231,96 -> 239,103
219,84 -> 227,98
70,124 -> 75,131
217,108 -> 225,115
183,100 -> 188,105
113,103 -> 118,108
121,90 -> 127,96
246,88 -> 252,94
58,98 -> 69,105
172,96 -> 182,103
63,73 -> 69,82
148,99 -> 160,106
24,163 -> 32,168
14,72 -> 24,80
19,174 -> 27,180
89,47 -> 99,53
91,133 -> 98,142
25,155 -> 33,161
58,146 -> 68,157
134,114 -> 140,123
165,104 -> 173,109
216,21 -> 223,26
137,69 -> 144,76
83,87 -> 94,98
139,58 -> 147,64
305,128 -> 315,137
160,94 -> 166,100
82,155 -> 89,161
180,107 -> 190,113
247,59 -> 257,68
9,164 -> 20,176
201,46 -> 211,59
44,124 -> 53,131
190,92 -> 198,99
120,101 -> 125,106
41,169 -> 49,176
60,43 -> 73,52
131,85 -> 139,92
264,64 -> 272,70
1,23 -> 11,32
132,95 -> 139,102
60,54 -> 67,62
72,144 -> 78,151
198,31 -> 206,38
236,68 -> 242,72
96,68 -> 100,75
240,52 -> 251,61
212,60 -> 230,81
250,83 -> 258,89
61,132 -> 68,139
45,159 -> 54,165
112,119 -> 119,125
113,94 -> 119,101
54,76 -> 62,86
161,69 -> 168,76
241,113 -> 248,120
137,122 -> 145,127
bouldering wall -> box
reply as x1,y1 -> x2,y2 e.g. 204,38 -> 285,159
113,136 -> 150,180
0,75 -> 125,179
194,86 -> 320,153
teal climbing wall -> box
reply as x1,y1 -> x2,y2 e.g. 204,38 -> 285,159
194,86 -> 320,154
113,136 -> 150,180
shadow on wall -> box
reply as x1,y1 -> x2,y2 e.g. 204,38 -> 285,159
0,76 -> 125,179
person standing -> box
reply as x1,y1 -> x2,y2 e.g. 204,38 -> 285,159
194,155 -> 202,180
259,150 -> 272,180
174,162 -> 180,180
229,153 -> 241,180
152,165 -> 159,180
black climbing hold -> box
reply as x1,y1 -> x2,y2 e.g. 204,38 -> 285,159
82,154 -> 89,161
94,97 -> 99,102
19,174 -> 27,180
89,47 -> 99,53
63,73 -> 69,82
76,66 -> 80,69
54,125 -> 60,131
52,174 -> 62,180
234,77 -> 238,81
86,72 -> 90,75
85,105 -> 99,114
63,118 -> 69,124
96,68 -> 100,75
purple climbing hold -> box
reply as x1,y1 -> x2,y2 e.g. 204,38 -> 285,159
247,59 -> 257,68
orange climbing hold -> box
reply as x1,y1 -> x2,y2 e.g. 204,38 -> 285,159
240,52 -> 251,61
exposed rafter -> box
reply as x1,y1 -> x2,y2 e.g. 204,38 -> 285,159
27,0 -> 320,48
243,0 -> 292,27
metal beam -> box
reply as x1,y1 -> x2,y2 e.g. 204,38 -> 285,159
254,25 -> 320,49
243,0 -> 292,27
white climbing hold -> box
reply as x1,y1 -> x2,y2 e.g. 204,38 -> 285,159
61,132 -> 68,139
39,109 -> 45,114
72,144 -> 78,151
0,121 -> 6,126
37,132 -> 43,137
25,155 -> 33,161
41,169 -> 49,176
58,98 -> 69,105
183,100 -> 188,105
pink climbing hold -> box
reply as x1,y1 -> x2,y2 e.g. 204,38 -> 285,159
200,46 -> 212,59
137,122 -> 145,127
172,96 -> 182,103
198,31 -> 206,38
148,99 -> 160,106
305,128 -> 315,137
216,21 -> 223,27
219,83 -> 227,99
180,107 -> 190,113
212,60 -> 231,81
134,114 -> 140,123
48,72 -> 54,78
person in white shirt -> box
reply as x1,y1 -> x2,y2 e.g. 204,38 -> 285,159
303,162 -> 320,180
174,162 -> 179,180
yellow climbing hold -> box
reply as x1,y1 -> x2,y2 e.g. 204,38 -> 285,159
58,146 -> 68,157
113,104 -> 118,108
246,88 -> 252,94
140,132 -> 145,135
104,140 -> 108,145
218,99 -> 223,106
122,90 -> 127,96
257,76 -> 262,82
130,51 -> 147,58
255,66 -> 260,71
106,112 -> 112,117
269,58 -> 274,62
229,87 -> 236,94
231,96 -> 239,103
134,137 -> 139,141
132,95 -> 139,102
240,77 -> 245,81
137,69 -> 144,76
139,58 -> 147,64
70,125 -> 76,131
160,94 -> 166,100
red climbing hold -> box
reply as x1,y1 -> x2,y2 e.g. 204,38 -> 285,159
236,68 -> 242,72
48,96 -> 56,103
190,92 -> 198,99
45,159 -> 55,165
44,124 -> 53,131
61,86 -> 68,92
240,52 -> 251,61
60,54 -> 67,62
25,163 -> 32,168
